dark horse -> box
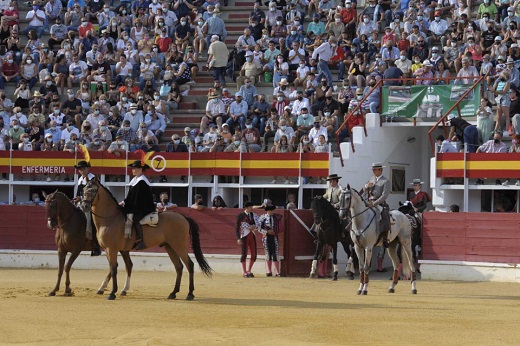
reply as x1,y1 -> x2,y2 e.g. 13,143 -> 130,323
44,190 -> 133,297
310,196 -> 355,281
398,201 -> 422,271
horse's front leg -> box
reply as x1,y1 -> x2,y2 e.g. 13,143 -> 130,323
362,246 -> 373,295
331,243 -> 339,281
386,241 -> 400,293
49,249 -> 66,296
119,251 -> 133,296
310,242 -> 322,279
63,249 -> 82,296
106,249 -> 119,300
354,244 -> 364,295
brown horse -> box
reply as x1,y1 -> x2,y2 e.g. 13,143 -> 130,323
44,190 -> 133,297
80,177 -> 212,300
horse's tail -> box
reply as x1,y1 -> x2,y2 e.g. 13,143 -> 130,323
186,216 -> 213,277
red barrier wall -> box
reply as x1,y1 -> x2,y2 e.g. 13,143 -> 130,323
0,206 -> 316,276
422,212 -> 520,263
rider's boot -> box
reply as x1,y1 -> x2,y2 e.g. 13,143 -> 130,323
133,223 -> 146,250
91,230 -> 101,256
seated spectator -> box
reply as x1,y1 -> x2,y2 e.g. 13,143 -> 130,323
436,134 -> 458,153
23,1 -> 46,39
271,134 -> 293,184
157,192 -> 177,212
0,54 -> 20,91
414,60 -> 434,85
86,134 -> 103,151
107,133 -> 129,157
145,106 -> 166,141
18,132 -> 34,151
191,194 -> 206,210
237,52 -> 262,88
92,120 -> 112,150
242,120 -> 261,152
226,92 -> 248,131
308,116 -> 328,146
212,195 -> 227,210
250,93 -> 270,134
476,131 -> 507,153
202,90 -> 225,134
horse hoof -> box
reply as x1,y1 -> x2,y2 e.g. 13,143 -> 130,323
388,288 -> 395,293
357,290 -> 362,295
107,294 -> 116,300
332,276 -> 338,281
309,274 -> 316,279
120,291 -> 127,296
96,290 -> 104,295
412,289 -> 417,295
48,291 -> 56,297
167,293 -> 176,300
362,291 -> 368,295
64,291 -> 73,297
186,294 -> 194,301
346,272 -> 354,280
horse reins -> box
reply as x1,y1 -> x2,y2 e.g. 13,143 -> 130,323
343,188 -> 377,236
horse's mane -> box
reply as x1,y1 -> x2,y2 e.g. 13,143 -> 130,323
52,191 -> 75,207
312,196 -> 341,223
97,181 -> 124,212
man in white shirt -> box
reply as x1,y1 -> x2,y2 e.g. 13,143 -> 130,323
308,116 -> 328,145
291,90 -> 310,116
429,10 -> 448,45
23,1 -> 46,38
60,122 -> 80,145
67,54 -> 88,88
311,36 -> 337,87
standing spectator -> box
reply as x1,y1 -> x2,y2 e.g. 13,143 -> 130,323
203,7 -> 227,48
207,35 -> 228,88
311,36 -> 337,87
447,113 -> 480,153
23,1 -> 46,39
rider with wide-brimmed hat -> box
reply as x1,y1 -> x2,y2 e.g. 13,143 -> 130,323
323,173 -> 343,209
74,159 -> 101,256
407,179 -> 430,213
121,159 -> 155,250
361,162 -> 391,245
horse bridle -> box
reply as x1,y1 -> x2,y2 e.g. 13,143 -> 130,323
46,194 -> 73,229
82,180 -> 121,219
341,188 -> 377,235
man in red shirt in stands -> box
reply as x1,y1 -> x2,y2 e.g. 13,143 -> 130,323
156,28 -> 173,53
0,54 -> 20,91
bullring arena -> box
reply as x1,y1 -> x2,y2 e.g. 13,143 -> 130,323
1,206 -> 520,345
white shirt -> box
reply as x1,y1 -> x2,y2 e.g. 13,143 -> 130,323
60,127 -> 80,142
69,61 -> 88,79
429,18 -> 448,35
288,48 -> 305,65
10,113 -> 28,126
308,126 -> 328,145
291,98 -> 310,116
26,9 -> 45,27
78,172 -> 95,186
128,174 -> 151,187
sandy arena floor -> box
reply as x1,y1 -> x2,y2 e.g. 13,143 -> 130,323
0,268 -> 519,345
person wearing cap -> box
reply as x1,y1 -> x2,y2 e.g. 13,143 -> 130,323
120,160 -> 155,250
202,90 -> 225,134
227,92 -> 248,130
241,119 -> 261,152
407,179 -> 431,213
446,113 -> 479,153
490,36 -> 507,61
237,52 -> 261,88
72,160 -> 101,256
107,133 -> 129,158
235,200 -> 260,278
361,162 -> 391,250
237,76 -> 257,107
503,6 -> 520,29
323,173 -> 343,209
505,57 -> 520,88
429,11 -> 448,42
311,36 -> 337,87
257,204 -> 282,277
428,46 -> 444,68
204,6 -> 226,48
207,34 -> 229,88
414,60 -> 434,85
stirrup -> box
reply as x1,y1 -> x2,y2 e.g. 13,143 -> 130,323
133,240 -> 146,250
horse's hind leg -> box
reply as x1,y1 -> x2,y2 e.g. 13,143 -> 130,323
400,237 -> 418,294
164,245 -> 183,300
354,244 -> 364,295
178,251 -> 196,301
387,241 -> 400,293
119,251 -> 133,296
49,249 -> 66,296
310,242 -> 322,279
63,249 -> 82,296
341,239 -> 355,280
361,246 -> 373,295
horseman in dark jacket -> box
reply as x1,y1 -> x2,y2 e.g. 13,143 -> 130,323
122,160 -> 156,250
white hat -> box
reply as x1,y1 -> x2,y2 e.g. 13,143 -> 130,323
495,35 -> 502,41
447,113 -> 456,120
211,35 -> 219,42
422,60 -> 432,67
245,51 -> 253,57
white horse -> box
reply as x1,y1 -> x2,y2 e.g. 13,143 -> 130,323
338,185 -> 417,295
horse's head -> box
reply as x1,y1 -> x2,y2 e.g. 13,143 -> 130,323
44,190 -> 59,229
81,177 -> 99,213
398,200 -> 415,216
338,185 -> 352,219
310,195 -> 325,225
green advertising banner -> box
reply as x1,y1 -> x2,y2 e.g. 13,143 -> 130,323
381,84 -> 481,119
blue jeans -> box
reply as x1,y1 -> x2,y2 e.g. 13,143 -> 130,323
139,77 -> 156,90
0,75 -> 20,89
464,125 -> 479,153
317,60 -> 333,87
338,61 -> 345,80
24,26 -> 44,38
212,66 -> 226,85
369,101 -> 379,113
226,115 -> 246,130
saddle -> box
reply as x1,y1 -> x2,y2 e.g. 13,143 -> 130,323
373,205 -> 395,235
139,212 -> 159,227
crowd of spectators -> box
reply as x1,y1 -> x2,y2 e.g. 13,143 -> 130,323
2,0 -> 520,178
